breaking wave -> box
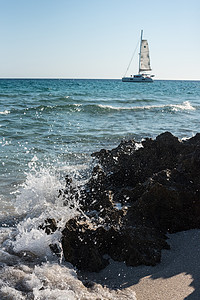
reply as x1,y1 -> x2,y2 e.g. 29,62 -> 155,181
0,157 -> 136,299
5,100 -> 196,117
97,101 -> 196,112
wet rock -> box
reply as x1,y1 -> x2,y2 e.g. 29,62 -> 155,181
58,175 -> 79,207
39,218 -> 57,235
61,218 -> 169,271
81,165 -> 114,212
106,226 -> 169,266
62,218 -> 109,272
60,132 -> 200,272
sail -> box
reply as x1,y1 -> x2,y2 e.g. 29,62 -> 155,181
139,39 -> 151,72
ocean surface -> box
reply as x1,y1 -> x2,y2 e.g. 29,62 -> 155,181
0,78 -> 199,299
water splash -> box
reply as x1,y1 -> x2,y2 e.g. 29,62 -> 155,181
11,166 -> 80,258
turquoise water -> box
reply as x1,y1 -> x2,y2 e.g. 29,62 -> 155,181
0,79 -> 199,298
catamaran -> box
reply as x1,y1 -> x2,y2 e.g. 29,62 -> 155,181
122,30 -> 154,82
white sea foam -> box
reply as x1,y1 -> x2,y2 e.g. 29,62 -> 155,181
170,101 -> 196,111
0,156 -> 137,300
135,142 -> 143,150
97,101 -> 195,112
13,169 -> 62,216
13,156 -> 65,217
0,110 -> 10,115
0,262 -> 136,299
9,159 -> 81,260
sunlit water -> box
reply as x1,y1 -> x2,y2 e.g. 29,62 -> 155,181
0,79 -> 199,299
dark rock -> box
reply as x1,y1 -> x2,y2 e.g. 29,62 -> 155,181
39,218 -> 57,235
49,243 -> 62,257
59,132 -> 200,272
61,218 -> 169,271
62,218 -> 109,272
58,175 -> 79,207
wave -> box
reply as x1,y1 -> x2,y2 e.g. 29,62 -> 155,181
97,101 -> 196,112
0,155 -> 137,299
5,103 -> 81,115
3,101 -> 196,117
0,110 -> 10,115
0,260 -> 135,299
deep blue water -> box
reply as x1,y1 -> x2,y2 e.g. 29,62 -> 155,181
0,79 -> 200,299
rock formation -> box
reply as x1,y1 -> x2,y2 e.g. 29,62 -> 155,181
49,132 -> 200,272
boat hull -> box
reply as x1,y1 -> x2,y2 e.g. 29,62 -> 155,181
122,76 -> 153,82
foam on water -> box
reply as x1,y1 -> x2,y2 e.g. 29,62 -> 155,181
8,157 -> 82,259
0,160 -> 136,299
15,100 -> 194,116
0,151 -> 126,298
97,100 -> 196,112
170,100 -> 196,111
13,156 -> 62,216
0,262 -> 136,299
0,110 -> 10,115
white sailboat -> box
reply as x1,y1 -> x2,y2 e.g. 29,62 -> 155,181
122,30 -> 154,82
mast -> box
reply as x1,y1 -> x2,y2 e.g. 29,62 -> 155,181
138,30 -> 143,74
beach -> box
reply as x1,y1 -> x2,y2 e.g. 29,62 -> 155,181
81,229 -> 200,300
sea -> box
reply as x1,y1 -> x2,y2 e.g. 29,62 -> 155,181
0,78 -> 199,299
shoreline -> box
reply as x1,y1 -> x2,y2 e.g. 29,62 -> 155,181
80,229 -> 200,300
59,131 -> 200,299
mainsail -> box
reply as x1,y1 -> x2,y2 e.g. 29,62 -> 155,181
122,30 -> 154,82
139,39 -> 151,72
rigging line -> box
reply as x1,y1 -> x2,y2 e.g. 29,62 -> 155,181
123,39 -> 140,77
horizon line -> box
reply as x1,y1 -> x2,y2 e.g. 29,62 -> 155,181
0,77 -> 199,81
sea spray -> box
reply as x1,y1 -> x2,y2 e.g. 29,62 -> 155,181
7,157 -> 85,262
0,161 -> 123,299
13,156 -> 63,217
0,163 -> 136,299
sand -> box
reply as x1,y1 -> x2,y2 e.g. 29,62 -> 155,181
80,229 -> 200,300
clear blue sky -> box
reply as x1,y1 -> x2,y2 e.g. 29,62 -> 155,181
0,0 -> 199,80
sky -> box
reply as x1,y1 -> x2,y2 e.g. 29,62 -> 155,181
0,0 -> 199,80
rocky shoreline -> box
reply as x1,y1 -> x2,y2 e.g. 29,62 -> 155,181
46,132 -> 200,273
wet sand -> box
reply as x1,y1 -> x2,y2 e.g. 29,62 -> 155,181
81,229 -> 200,299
